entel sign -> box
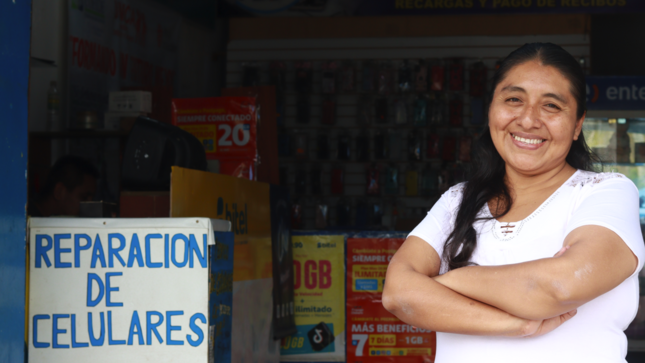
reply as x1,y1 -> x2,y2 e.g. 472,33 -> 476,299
586,76 -> 645,110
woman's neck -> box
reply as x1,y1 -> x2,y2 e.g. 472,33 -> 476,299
504,163 -> 577,196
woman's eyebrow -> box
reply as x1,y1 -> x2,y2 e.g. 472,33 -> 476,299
543,92 -> 568,104
500,85 -> 525,93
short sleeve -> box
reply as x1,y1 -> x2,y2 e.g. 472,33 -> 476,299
408,186 -> 460,263
565,176 -> 645,277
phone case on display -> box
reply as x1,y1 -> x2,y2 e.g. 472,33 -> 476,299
337,135 -> 351,160
355,200 -> 369,228
361,61 -> 375,92
311,168 -> 322,195
470,62 -> 487,97
296,95 -> 310,124
438,169 -> 451,192
315,203 -> 328,229
377,63 -> 394,95
449,98 -> 463,126
427,133 -> 440,159
295,61 -> 313,93
322,61 -> 337,94
420,167 -> 439,196
384,165 -> 399,195
389,130 -> 403,161
405,169 -> 419,196
357,95 -> 372,125
317,134 -> 330,160
322,97 -> 336,125
408,132 -> 422,161
371,202 -> 383,226
366,166 -> 380,195
431,65 -> 445,91
394,99 -> 408,125
292,202 -> 304,230
340,61 -> 355,92
375,98 -> 388,124
430,98 -> 445,125
336,199 -> 351,227
459,136 -> 473,162
242,64 -> 260,87
295,169 -> 307,194
470,97 -> 484,125
294,133 -> 308,160
449,62 -> 464,91
278,132 -> 291,156
398,60 -> 413,93
279,167 -> 288,187
331,168 -> 344,195
442,136 -> 457,161
416,61 -> 429,92
356,134 -> 370,161
413,97 -> 428,126
374,131 -> 389,159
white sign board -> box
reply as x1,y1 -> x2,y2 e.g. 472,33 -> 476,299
28,218 -> 228,363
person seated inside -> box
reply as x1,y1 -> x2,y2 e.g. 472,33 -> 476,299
29,155 -> 99,217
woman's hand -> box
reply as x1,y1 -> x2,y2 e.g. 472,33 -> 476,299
521,310 -> 577,338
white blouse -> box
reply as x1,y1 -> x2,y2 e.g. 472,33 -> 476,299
410,170 -> 645,363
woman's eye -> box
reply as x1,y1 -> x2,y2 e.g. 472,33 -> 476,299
545,103 -> 561,110
506,97 -> 521,103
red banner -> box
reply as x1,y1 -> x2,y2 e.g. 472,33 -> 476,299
346,237 -> 436,363
172,97 -> 258,180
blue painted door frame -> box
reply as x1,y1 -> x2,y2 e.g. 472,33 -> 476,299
0,0 -> 31,362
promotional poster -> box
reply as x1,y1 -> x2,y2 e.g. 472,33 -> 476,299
346,237 -> 436,363
280,233 -> 346,362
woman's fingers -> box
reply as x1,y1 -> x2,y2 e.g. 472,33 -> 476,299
523,309 -> 577,338
553,245 -> 571,258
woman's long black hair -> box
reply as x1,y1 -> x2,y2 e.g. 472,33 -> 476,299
442,43 -> 599,271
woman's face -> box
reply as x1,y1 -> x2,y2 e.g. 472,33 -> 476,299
488,61 -> 584,176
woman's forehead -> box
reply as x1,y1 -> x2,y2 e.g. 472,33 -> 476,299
497,62 -> 574,97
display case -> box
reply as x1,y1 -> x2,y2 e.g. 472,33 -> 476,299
584,113 -> 645,351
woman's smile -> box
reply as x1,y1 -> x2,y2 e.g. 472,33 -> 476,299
510,132 -> 546,148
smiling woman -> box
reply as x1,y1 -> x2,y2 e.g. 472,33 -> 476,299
382,43 -> 645,363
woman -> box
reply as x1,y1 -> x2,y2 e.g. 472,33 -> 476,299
382,43 -> 645,362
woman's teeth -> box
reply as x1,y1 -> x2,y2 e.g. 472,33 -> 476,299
512,134 -> 544,145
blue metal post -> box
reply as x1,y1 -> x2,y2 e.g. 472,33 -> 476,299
0,0 -> 31,362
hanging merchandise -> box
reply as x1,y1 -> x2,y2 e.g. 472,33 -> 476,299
338,134 -> 351,160
292,199 -> 304,230
377,62 -> 394,95
366,165 -> 380,195
429,96 -> 445,125
322,61 -> 338,94
420,167 -> 439,196
408,131 -> 422,161
415,60 -> 429,92
470,97 -> 485,125
315,203 -> 329,229
438,169 -> 451,193
374,130 -> 390,160
398,60 -> 413,93
355,199 -> 369,228
336,199 -> 351,227
294,132 -> 308,160
270,61 -> 288,127
442,136 -> 456,161
242,63 -> 260,87
339,61 -> 356,93
384,165 -> 399,195
470,61 -> 487,97
413,96 -> 428,127
375,97 -> 388,124
430,65 -> 445,91
426,132 -> 441,159
331,167 -> 345,195
311,168 -> 322,195
449,97 -> 463,126
405,166 -> 419,196
370,202 -> 384,227
448,60 -> 464,91
322,97 -> 336,125
361,61 -> 376,93
389,129 -> 402,161
357,95 -> 373,126
295,61 -> 313,93
295,169 -> 307,194
278,132 -> 291,157
296,95 -> 310,124
356,133 -> 370,162
394,98 -> 409,125
459,135 -> 473,162
317,133 -> 330,160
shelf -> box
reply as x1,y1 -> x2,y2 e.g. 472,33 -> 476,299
30,130 -> 127,139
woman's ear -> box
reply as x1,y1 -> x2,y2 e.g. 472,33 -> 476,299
573,112 -> 585,141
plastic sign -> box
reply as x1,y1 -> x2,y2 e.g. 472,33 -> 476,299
28,218 -> 220,363
346,237 -> 436,363
586,76 -> 645,110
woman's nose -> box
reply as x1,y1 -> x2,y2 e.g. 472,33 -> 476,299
516,104 -> 542,130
